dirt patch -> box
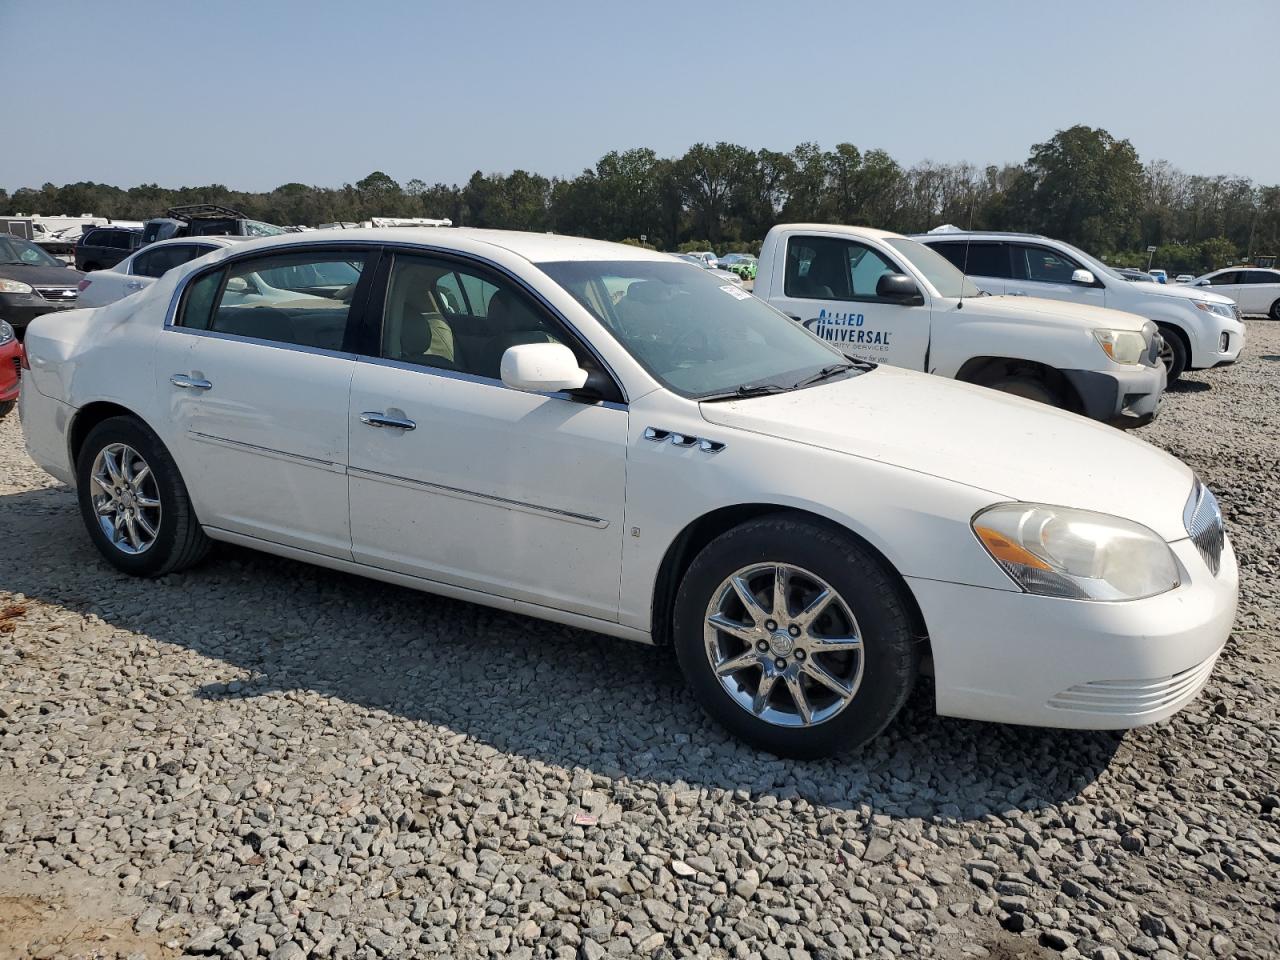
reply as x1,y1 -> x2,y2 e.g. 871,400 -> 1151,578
0,888 -> 176,960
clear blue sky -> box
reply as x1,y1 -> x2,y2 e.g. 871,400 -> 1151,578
3,0 -> 1276,194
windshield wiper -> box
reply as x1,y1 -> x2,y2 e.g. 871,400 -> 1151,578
698,382 -> 791,402
792,362 -> 861,388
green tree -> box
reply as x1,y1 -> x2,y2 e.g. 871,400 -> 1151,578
1012,126 -> 1144,252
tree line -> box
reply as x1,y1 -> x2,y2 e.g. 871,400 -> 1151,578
4,125 -> 1277,274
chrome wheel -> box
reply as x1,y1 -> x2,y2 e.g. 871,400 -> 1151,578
703,562 -> 864,728
1159,338 -> 1175,368
90,443 -> 162,555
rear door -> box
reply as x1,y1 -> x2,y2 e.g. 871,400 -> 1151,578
152,244 -> 376,558
925,240 -> 1014,294
1238,270 -> 1280,314
1009,243 -> 1106,308
772,233 -> 930,368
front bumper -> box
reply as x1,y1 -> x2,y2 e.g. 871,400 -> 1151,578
0,292 -> 80,331
0,340 -> 20,403
1063,360 -> 1166,428
1191,317 -> 1245,369
910,537 -> 1238,730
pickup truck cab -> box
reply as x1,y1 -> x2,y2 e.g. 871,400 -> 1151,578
755,224 -> 1165,427
915,230 -> 1245,381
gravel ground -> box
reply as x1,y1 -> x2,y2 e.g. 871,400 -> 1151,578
1,321 -> 1277,960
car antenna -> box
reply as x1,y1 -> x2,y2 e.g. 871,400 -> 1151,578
957,189 -> 977,310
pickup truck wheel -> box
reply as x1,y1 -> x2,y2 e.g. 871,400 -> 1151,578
673,515 -> 918,758
1156,325 -> 1188,382
1270,298 -> 1280,321
75,416 -> 211,577
982,375 -> 1064,408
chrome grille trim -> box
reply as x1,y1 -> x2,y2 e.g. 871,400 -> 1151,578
34,286 -> 78,302
1184,481 -> 1225,576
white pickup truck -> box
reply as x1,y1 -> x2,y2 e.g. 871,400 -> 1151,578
754,224 -> 1166,427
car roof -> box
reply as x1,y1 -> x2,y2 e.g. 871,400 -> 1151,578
211,228 -> 674,264
913,230 -> 1048,241
777,223 -> 906,241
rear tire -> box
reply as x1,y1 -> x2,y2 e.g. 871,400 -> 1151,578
0,400 -> 13,421
673,515 -> 919,759
75,416 -> 210,577
1270,298 -> 1280,322
1157,325 -> 1188,382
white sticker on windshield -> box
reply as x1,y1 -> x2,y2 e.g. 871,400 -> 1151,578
719,284 -> 752,301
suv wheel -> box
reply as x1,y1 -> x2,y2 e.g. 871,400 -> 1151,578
673,515 -> 918,758
1157,325 -> 1188,382
75,416 -> 210,577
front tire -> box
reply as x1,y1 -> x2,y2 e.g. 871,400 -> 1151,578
1157,325 -> 1188,382
673,515 -> 919,758
982,374 -> 1065,408
75,416 -> 210,577
0,400 -> 13,421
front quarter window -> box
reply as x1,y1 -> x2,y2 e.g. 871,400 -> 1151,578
538,259 -> 848,397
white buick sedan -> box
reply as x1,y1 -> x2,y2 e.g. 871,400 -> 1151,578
19,229 -> 1237,757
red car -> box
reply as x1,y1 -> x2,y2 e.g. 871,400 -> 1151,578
0,320 -> 20,420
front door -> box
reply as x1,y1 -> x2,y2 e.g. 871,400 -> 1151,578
1008,243 -> 1107,309
347,252 -> 628,621
777,234 -> 931,369
152,245 -> 375,558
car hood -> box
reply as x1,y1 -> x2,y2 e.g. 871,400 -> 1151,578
1126,279 -> 1233,305
699,365 -> 1195,541
0,263 -> 85,284
973,294 -> 1148,331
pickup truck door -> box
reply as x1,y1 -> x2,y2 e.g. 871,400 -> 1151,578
765,233 -> 931,370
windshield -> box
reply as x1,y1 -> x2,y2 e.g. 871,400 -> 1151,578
0,235 -> 63,267
884,238 -> 982,299
538,259 -> 850,398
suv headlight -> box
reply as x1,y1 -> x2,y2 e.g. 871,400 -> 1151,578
0,320 -> 13,345
0,278 -> 34,294
1093,328 -> 1147,364
973,503 -> 1180,601
1192,299 -> 1236,320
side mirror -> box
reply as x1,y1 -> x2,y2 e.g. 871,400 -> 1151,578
1195,279 -> 1210,287
1071,268 -> 1096,285
876,272 -> 924,305
500,342 -> 588,394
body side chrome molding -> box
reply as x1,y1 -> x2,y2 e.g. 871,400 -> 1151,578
348,466 -> 610,528
189,431 -> 347,474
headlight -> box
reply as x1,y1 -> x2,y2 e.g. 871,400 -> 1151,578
0,278 -> 34,294
1192,299 -> 1236,320
973,503 -> 1180,601
0,320 -> 13,345
1093,328 -> 1147,365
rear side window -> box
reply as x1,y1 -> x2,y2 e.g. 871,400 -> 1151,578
176,250 -> 368,351
929,241 -> 1011,279
132,244 -> 208,279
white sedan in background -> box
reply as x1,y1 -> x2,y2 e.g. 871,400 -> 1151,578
77,236 -> 251,307
1192,267 -> 1280,320
19,229 -> 1236,757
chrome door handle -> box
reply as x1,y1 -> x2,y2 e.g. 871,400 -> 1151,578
170,374 -> 212,390
1008,290 -> 1026,296
360,412 -> 416,430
